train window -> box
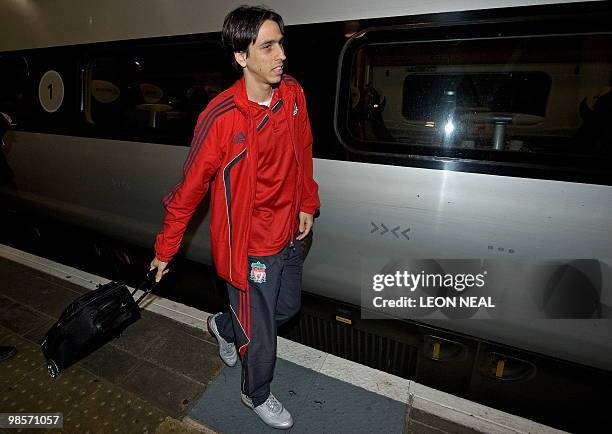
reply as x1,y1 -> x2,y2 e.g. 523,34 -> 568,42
83,42 -> 234,143
401,72 -> 550,122
0,56 -> 31,117
340,31 -> 612,160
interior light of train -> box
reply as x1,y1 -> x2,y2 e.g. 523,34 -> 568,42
444,120 -> 455,135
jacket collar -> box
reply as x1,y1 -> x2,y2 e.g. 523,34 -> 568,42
230,76 -> 291,116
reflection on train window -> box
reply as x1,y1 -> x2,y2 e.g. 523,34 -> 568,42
347,34 -> 612,155
84,42 -> 232,142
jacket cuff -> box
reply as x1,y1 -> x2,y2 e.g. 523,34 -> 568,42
155,254 -> 173,263
300,206 -> 317,215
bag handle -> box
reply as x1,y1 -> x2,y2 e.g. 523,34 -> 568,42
130,265 -> 171,306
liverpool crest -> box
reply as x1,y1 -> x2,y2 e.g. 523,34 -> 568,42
249,261 -> 267,284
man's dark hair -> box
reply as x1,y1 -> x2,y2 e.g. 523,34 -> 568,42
222,5 -> 285,71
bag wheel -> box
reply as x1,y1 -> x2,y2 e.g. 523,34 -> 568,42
47,360 -> 59,379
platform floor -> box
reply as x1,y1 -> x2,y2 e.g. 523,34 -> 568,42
0,257 -> 220,433
0,250 -> 565,433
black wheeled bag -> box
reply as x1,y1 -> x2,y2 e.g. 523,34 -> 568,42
40,271 -> 157,378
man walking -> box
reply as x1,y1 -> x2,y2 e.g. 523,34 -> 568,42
150,5 -> 319,430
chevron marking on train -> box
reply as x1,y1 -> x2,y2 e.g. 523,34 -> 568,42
371,222 -> 411,240
401,228 -> 410,240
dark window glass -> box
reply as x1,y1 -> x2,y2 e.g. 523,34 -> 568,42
402,72 -> 550,120
0,56 -> 31,117
345,33 -> 612,156
84,42 -> 234,143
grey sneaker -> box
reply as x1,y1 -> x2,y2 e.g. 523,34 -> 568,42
206,313 -> 237,367
241,393 -> 294,430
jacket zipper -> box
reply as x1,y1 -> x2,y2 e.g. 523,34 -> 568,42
223,148 -> 247,282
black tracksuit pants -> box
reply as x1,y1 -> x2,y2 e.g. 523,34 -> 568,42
214,237 -> 303,407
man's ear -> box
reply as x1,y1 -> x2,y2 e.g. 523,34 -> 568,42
234,51 -> 247,68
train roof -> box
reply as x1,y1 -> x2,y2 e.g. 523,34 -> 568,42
0,0 -> 592,52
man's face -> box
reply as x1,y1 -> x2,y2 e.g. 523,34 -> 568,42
235,19 -> 286,86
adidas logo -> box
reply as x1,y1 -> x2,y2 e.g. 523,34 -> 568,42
232,131 -> 246,144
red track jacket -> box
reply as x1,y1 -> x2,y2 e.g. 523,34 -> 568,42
155,76 -> 320,290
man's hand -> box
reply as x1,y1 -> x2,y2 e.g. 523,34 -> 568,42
150,257 -> 169,283
296,211 -> 314,240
